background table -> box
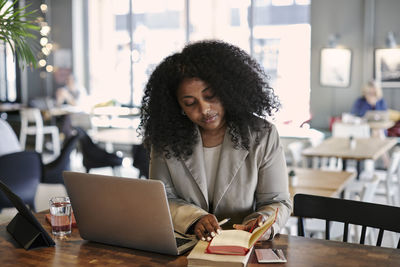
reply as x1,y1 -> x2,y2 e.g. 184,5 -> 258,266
289,168 -> 355,200
302,137 -> 397,161
90,128 -> 143,153
302,137 -> 397,177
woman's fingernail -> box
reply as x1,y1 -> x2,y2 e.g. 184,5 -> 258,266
207,236 -> 211,241
217,229 -> 221,234
201,237 -> 206,241
211,232 -> 216,237
259,222 -> 263,226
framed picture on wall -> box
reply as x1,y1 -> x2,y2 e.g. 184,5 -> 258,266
375,48 -> 400,87
320,48 -> 352,88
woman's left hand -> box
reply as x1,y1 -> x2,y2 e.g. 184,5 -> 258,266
233,215 -> 272,239
233,215 -> 266,232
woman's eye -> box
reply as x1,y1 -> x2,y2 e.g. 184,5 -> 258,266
184,101 -> 195,106
205,93 -> 216,100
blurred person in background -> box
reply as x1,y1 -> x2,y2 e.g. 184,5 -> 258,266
351,80 -> 387,117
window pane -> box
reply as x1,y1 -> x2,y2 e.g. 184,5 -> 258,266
189,0 -> 251,52
88,0 -> 130,105
131,0 -> 186,106
253,1 -> 310,126
5,43 -> 17,102
88,0 -> 185,107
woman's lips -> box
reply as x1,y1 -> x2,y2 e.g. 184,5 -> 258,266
203,114 -> 217,123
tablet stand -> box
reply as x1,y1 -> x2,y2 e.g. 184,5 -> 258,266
7,213 -> 52,250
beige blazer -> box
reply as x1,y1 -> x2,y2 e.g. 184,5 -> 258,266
149,119 -> 292,238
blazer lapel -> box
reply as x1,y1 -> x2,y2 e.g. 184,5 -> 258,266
182,130 -> 209,208
212,130 -> 248,212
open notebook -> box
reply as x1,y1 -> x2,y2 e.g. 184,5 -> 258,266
63,171 -> 197,255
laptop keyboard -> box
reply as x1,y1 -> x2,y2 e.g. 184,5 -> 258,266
176,237 -> 192,247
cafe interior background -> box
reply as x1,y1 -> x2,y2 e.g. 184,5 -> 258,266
1,0 -> 400,245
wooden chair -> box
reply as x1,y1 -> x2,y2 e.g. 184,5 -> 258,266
294,193 -> 400,248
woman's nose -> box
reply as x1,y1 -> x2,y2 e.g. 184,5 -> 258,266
199,101 -> 211,115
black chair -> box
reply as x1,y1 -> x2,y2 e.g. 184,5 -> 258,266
0,151 -> 42,212
41,132 -> 80,184
293,194 -> 400,248
132,144 -> 149,179
75,127 -> 123,173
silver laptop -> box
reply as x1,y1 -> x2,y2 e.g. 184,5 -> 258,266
363,110 -> 389,122
63,171 -> 197,255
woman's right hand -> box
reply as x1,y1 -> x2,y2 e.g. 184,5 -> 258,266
194,214 -> 221,241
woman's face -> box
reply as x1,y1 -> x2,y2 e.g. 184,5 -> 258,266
177,78 -> 226,133
365,86 -> 378,105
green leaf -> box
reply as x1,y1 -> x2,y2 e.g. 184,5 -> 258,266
0,0 -> 39,68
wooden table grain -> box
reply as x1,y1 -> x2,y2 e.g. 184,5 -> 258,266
1,212 -> 399,266
248,234 -> 400,267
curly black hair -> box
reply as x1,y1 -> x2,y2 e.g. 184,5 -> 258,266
139,40 -> 280,159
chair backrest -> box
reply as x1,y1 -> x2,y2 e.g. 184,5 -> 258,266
359,175 -> 381,203
75,127 -> 101,159
75,127 -> 122,172
387,150 -> 400,182
332,122 -> 371,138
382,150 -> 400,205
0,151 -> 42,212
42,132 -> 80,184
0,118 -> 22,157
294,193 -> 400,248
132,144 -> 149,178
287,141 -> 305,168
20,108 -> 44,129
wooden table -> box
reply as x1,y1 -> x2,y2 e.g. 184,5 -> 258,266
91,128 -> 142,145
368,120 -> 395,130
289,168 -> 356,200
302,137 -> 397,177
91,106 -> 140,117
302,137 -> 397,161
0,103 -> 24,112
1,213 -> 399,266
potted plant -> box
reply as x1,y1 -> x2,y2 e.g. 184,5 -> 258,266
0,0 -> 39,67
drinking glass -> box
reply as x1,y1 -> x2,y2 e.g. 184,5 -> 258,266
49,196 -> 72,236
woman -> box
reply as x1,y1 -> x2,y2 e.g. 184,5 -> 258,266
351,80 -> 387,117
140,40 -> 291,242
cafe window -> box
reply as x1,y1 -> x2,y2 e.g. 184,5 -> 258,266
253,0 -> 311,125
87,0 -> 310,126
189,0 -> 251,51
88,0 -> 185,107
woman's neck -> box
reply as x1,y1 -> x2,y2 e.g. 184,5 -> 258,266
200,126 -> 226,148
